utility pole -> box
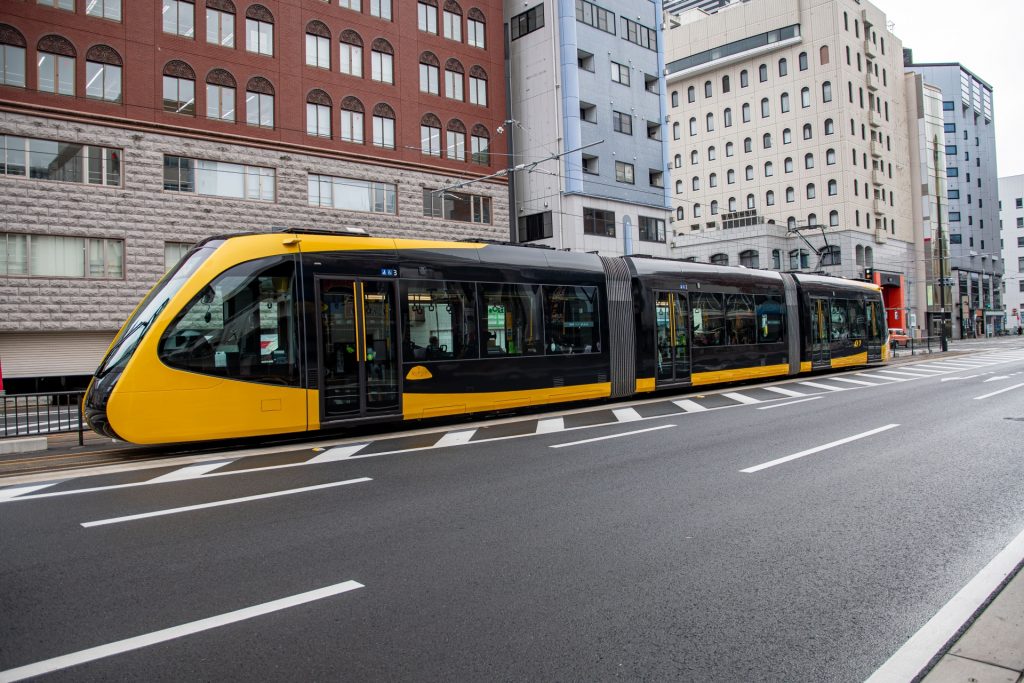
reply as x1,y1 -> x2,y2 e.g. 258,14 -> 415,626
933,135 -> 948,351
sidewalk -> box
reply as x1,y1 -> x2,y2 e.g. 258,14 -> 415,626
922,560 -> 1024,682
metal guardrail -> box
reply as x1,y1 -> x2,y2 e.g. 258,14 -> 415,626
1,391 -> 86,445
889,336 -> 940,357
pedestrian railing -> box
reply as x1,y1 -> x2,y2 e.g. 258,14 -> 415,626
1,391 -> 86,445
890,336 -> 941,357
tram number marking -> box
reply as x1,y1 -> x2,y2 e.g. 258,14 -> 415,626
379,267 -> 398,277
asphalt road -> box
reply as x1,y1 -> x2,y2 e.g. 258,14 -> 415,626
2,338 -> 1024,682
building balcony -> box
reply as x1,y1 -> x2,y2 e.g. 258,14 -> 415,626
868,109 -> 881,128
874,228 -> 888,244
866,72 -> 878,92
864,39 -> 876,59
872,168 -> 884,186
870,139 -> 883,158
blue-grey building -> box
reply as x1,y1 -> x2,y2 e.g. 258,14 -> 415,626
505,0 -> 671,255
905,54 -> 1003,336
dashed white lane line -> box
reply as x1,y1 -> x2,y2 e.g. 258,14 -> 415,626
308,444 -> 369,464
722,392 -> 762,405
550,424 -> 675,449
0,580 -> 365,683
874,369 -> 937,379
830,377 -> 879,387
865,525 -> 1024,683
148,461 -> 237,483
433,429 -> 478,447
613,407 -> 643,422
761,386 -> 808,398
797,381 -> 846,392
535,417 -> 565,434
672,399 -> 708,412
973,383 -> 1024,401
81,478 -> 372,527
858,373 -> 909,382
756,396 -> 822,410
740,424 -> 900,474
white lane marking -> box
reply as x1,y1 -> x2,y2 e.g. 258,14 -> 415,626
550,424 -> 675,449
918,364 -> 969,370
858,373 -> 908,382
756,396 -> 822,410
722,392 -> 761,405
81,478 -> 372,527
672,399 -> 708,412
940,375 -> 980,382
0,580 -> 365,683
872,370 -> 934,379
797,381 -> 845,392
973,383 -> 1024,401
761,386 -> 807,398
740,424 -> 900,474
983,375 -> 1011,383
865,525 -> 1024,683
613,407 -> 643,422
895,367 -> 945,374
830,377 -> 878,386
535,417 -> 565,434
307,444 -> 369,463
433,429 -> 477,447
147,461 -> 237,484
0,481 -> 67,502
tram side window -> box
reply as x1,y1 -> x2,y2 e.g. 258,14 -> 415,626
482,284 -> 543,356
401,280 -> 479,360
159,257 -> 299,386
847,299 -> 867,339
725,294 -> 756,345
830,300 -> 850,340
543,285 -> 600,354
866,298 -> 883,341
755,295 -> 786,343
692,292 -> 725,346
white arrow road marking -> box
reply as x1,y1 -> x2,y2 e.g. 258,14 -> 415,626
148,461 -> 237,483
308,444 -> 369,463
434,430 -> 477,447
0,481 -> 67,502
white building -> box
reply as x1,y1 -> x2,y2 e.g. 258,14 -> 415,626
663,0 -> 918,333
999,175 -> 1024,333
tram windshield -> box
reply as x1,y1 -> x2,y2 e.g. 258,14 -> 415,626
96,242 -> 219,378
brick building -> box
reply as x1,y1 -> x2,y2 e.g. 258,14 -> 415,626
0,0 -> 508,390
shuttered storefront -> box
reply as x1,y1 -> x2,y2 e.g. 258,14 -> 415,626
0,332 -> 116,378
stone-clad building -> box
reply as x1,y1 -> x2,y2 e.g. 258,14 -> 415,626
0,0 -> 508,391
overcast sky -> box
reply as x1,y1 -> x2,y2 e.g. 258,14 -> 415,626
872,0 -> 1024,178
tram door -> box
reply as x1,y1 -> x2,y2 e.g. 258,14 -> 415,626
865,298 -> 883,361
317,278 -> 400,420
810,297 -> 831,368
655,291 -> 691,384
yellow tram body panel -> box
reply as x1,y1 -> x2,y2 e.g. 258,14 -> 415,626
691,363 -> 790,386
402,382 -> 612,420
831,352 -> 868,369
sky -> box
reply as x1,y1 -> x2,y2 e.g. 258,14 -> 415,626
872,0 -> 1024,178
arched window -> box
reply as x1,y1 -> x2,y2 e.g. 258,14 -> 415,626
826,149 -> 836,165
723,107 -> 732,127
745,165 -> 753,181
766,190 -> 775,206
85,44 -> 122,102
445,118 -> 467,160
828,210 -> 839,227
806,183 -> 816,199
306,88 -> 332,137
692,176 -> 700,191
856,245 -> 865,265
784,157 -> 793,173
772,249 -> 781,269
708,145 -> 716,161
739,250 -> 759,268
803,123 -> 812,140
787,217 -> 797,230
828,179 -> 838,196
764,161 -> 773,176
676,206 -> 685,220
305,20 -> 331,69
783,128 -> 792,144
710,200 -> 719,215
470,124 -> 490,165
709,172 -> 718,188
706,112 -> 714,131
780,92 -> 790,113
760,97 -> 769,118
746,193 -> 755,209
824,118 -> 834,135
762,132 -> 772,149
467,7 -> 486,47
798,52 -> 808,70
822,81 -> 832,102
742,102 -> 751,122
246,76 -> 275,128
728,196 -> 737,212
689,117 -> 697,136
671,90 -> 679,107
245,4 -> 275,56
693,203 -> 701,217
419,51 -> 440,95
206,68 -> 236,121
0,24 -> 27,88
740,70 -> 748,87
704,80 -> 712,98
339,95 -> 363,143
468,64 -> 487,105
690,149 -> 698,164
161,60 -> 195,115
443,0 -> 463,41
207,0 -> 235,47
675,180 -> 683,194
420,113 -> 442,156
804,153 -> 814,169
710,252 -> 728,265
778,57 -> 788,77
865,246 -> 874,268
786,187 -> 795,203
758,63 -> 767,82
820,45 -> 830,65
37,35 -> 77,97
727,169 -> 736,184
673,154 -> 682,168
446,58 -> 466,101
743,137 -> 752,153
371,38 -> 395,83
722,74 -> 730,93
339,30 -> 363,77
673,122 -> 681,140
687,85 -> 695,103
807,212 -> 817,226
801,87 -> 810,108
725,141 -> 734,157
372,102 -> 396,149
